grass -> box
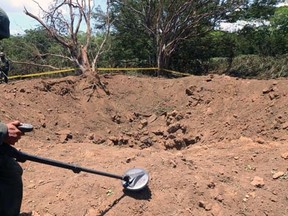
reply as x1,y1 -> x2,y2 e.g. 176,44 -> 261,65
209,54 -> 288,79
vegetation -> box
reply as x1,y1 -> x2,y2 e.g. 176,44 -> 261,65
0,0 -> 287,79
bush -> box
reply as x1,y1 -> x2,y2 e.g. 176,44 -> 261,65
209,54 -> 288,79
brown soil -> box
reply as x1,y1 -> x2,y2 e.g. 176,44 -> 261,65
1,74 -> 288,216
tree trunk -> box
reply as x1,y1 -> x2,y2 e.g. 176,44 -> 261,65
75,45 -> 91,74
157,45 -> 170,77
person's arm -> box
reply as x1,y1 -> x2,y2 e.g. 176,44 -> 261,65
0,121 -> 22,145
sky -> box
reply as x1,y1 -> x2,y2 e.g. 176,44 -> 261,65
0,0 -> 106,35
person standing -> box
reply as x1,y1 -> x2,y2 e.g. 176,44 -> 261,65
0,121 -> 24,216
0,51 -> 10,83
0,7 -> 10,84
0,7 -> 25,216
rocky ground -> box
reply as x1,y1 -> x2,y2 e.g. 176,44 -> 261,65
0,73 -> 287,216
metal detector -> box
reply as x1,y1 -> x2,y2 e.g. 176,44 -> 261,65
0,124 -> 149,191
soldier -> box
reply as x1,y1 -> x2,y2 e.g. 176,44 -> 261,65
0,7 -> 25,216
0,51 -> 10,83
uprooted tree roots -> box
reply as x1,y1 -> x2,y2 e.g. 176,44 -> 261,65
81,71 -> 110,101
34,78 -> 77,96
34,71 -> 110,101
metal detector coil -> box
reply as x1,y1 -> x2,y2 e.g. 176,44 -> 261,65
122,168 -> 149,191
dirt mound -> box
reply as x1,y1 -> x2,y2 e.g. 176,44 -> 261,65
1,74 -> 288,215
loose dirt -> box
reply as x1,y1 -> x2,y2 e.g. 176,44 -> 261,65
0,73 -> 287,216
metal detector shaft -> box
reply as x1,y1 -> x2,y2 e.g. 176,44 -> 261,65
0,144 -> 123,180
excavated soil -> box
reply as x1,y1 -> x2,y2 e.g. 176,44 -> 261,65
0,73 -> 288,216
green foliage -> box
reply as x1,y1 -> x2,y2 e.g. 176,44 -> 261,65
169,37 -> 211,75
244,0 -> 277,19
236,24 -> 287,56
0,27 -> 73,75
225,0 -> 279,22
0,0 -> 287,80
210,54 -> 288,78
108,0 -> 156,67
270,6 -> 288,31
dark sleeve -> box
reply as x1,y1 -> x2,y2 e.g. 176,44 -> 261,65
0,122 -> 8,145
4,59 -> 9,71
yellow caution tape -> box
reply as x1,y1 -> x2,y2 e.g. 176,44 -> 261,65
161,68 -> 190,76
9,68 -> 75,79
97,67 -> 158,71
8,67 -> 190,80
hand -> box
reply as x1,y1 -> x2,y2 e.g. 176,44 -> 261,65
3,120 -> 23,145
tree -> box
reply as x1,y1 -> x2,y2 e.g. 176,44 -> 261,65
24,0 -> 111,93
111,0 -> 246,74
234,4 -> 287,56
271,6 -> 288,32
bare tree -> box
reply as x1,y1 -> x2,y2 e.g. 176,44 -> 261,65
24,0 -> 111,93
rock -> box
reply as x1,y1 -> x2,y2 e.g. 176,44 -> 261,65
172,138 -> 186,150
167,123 -> 181,134
198,201 -> 212,211
251,176 -> 265,188
255,137 -> 265,144
125,157 -> 135,163
139,119 -> 148,129
273,171 -> 284,179
139,136 -> 153,148
147,114 -> 157,123
214,194 -> 224,202
269,92 -> 280,100
282,122 -> 288,130
281,152 -> 288,159
93,137 -> 106,144
169,110 -> 178,117
206,107 -> 213,116
206,75 -> 213,82
168,134 -> 176,139
175,113 -> 184,121
127,113 -> 136,122
262,87 -> 273,94
31,211 -> 41,216
112,114 -> 122,124
152,127 -> 166,136
87,133 -> 94,140
183,134 -> 201,146
207,182 -> 216,189
248,191 -> 256,198
56,129 -> 73,143
84,208 -> 98,216
169,160 -> 177,168
165,111 -> 184,124
185,87 -> 194,96
163,140 -> 176,149
27,184 -> 36,189
108,135 -> 129,145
